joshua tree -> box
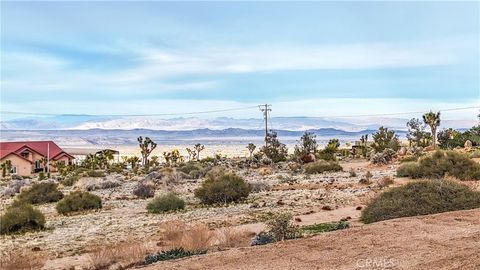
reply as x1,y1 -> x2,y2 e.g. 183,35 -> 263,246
360,134 -> 369,158
371,127 -> 400,152
406,118 -> 431,147
260,131 -> 288,163
98,150 -> 115,169
150,156 -> 160,167
422,111 -> 441,149
1,160 -> 12,178
194,143 -> 205,161
246,143 -> 256,159
186,148 -> 194,161
138,136 -> 157,167
83,154 -> 98,171
294,132 -> 318,160
127,156 -> 141,173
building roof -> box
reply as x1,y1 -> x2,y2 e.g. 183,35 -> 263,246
0,141 -> 74,160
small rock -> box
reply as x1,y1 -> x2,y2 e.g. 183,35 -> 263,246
322,205 -> 333,211
356,206 -> 362,210
31,247 -> 41,251
277,200 -> 285,206
294,217 -> 302,222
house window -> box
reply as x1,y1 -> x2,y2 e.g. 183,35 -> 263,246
35,160 -> 42,169
10,167 -> 17,174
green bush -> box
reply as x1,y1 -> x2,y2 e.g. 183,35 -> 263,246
0,201 -> 45,235
144,247 -> 207,264
301,221 -> 349,234
147,193 -> 185,213
56,191 -> 102,215
396,150 -> 480,180
265,213 -> 301,241
194,168 -> 251,204
38,171 -> 46,180
304,161 -> 343,174
61,173 -> 80,186
18,182 -> 64,204
86,170 -> 106,178
361,180 -> 480,223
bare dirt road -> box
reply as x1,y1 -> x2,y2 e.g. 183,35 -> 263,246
144,208 -> 480,270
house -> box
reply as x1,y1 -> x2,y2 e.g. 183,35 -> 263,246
0,141 -> 74,176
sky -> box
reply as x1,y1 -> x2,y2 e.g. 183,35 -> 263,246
1,1 -> 479,121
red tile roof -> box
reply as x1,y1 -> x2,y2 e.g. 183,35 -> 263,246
0,141 -> 74,160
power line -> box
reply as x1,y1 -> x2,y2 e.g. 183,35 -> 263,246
313,106 -> 480,118
0,105 -> 477,118
258,104 -> 271,147
0,105 -> 259,117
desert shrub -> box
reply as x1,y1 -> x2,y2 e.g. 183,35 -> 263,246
304,161 -> 343,174
144,247 -> 207,265
194,168 -> 251,204
0,250 -> 47,269
147,193 -> 185,213
265,213 -> 301,241
470,150 -> 480,159
400,155 -> 419,163
61,173 -> 80,186
348,169 -> 357,177
378,176 -> 394,188
1,179 -> 28,197
301,221 -> 349,234
86,170 -> 106,178
132,182 -> 155,198
18,182 -> 63,204
396,150 -> 480,180
177,162 -> 209,179
249,181 -> 272,193
86,180 -> 121,191
361,180 -> 480,223
0,201 -> 45,235
371,148 -> 396,165
56,191 -> 102,215
396,162 -> 422,178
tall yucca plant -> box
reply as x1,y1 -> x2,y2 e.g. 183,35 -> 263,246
423,111 -> 441,149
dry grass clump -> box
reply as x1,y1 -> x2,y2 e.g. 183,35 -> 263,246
378,176 -> 394,188
214,227 -> 252,248
0,250 -> 47,270
88,241 -> 148,270
258,167 -> 272,176
159,221 -> 250,250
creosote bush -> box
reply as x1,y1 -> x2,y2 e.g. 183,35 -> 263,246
0,201 -> 45,235
17,182 -> 64,204
147,193 -> 185,213
265,213 -> 301,241
56,191 -> 102,215
361,180 -> 480,223
194,168 -> 251,204
304,161 -> 343,174
396,150 -> 480,180
133,182 -> 155,198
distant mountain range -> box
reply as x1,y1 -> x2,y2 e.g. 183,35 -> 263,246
1,115 -> 476,131
1,116 -> 475,147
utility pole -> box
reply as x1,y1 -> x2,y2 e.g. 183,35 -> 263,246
259,104 -> 272,147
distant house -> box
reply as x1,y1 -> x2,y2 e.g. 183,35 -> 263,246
0,141 -> 74,176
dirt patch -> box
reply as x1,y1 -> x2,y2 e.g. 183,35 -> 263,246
144,208 -> 480,270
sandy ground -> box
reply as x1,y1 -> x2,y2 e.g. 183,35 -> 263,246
144,208 -> 480,270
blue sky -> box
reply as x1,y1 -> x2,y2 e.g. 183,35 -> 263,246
1,1 -> 479,120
